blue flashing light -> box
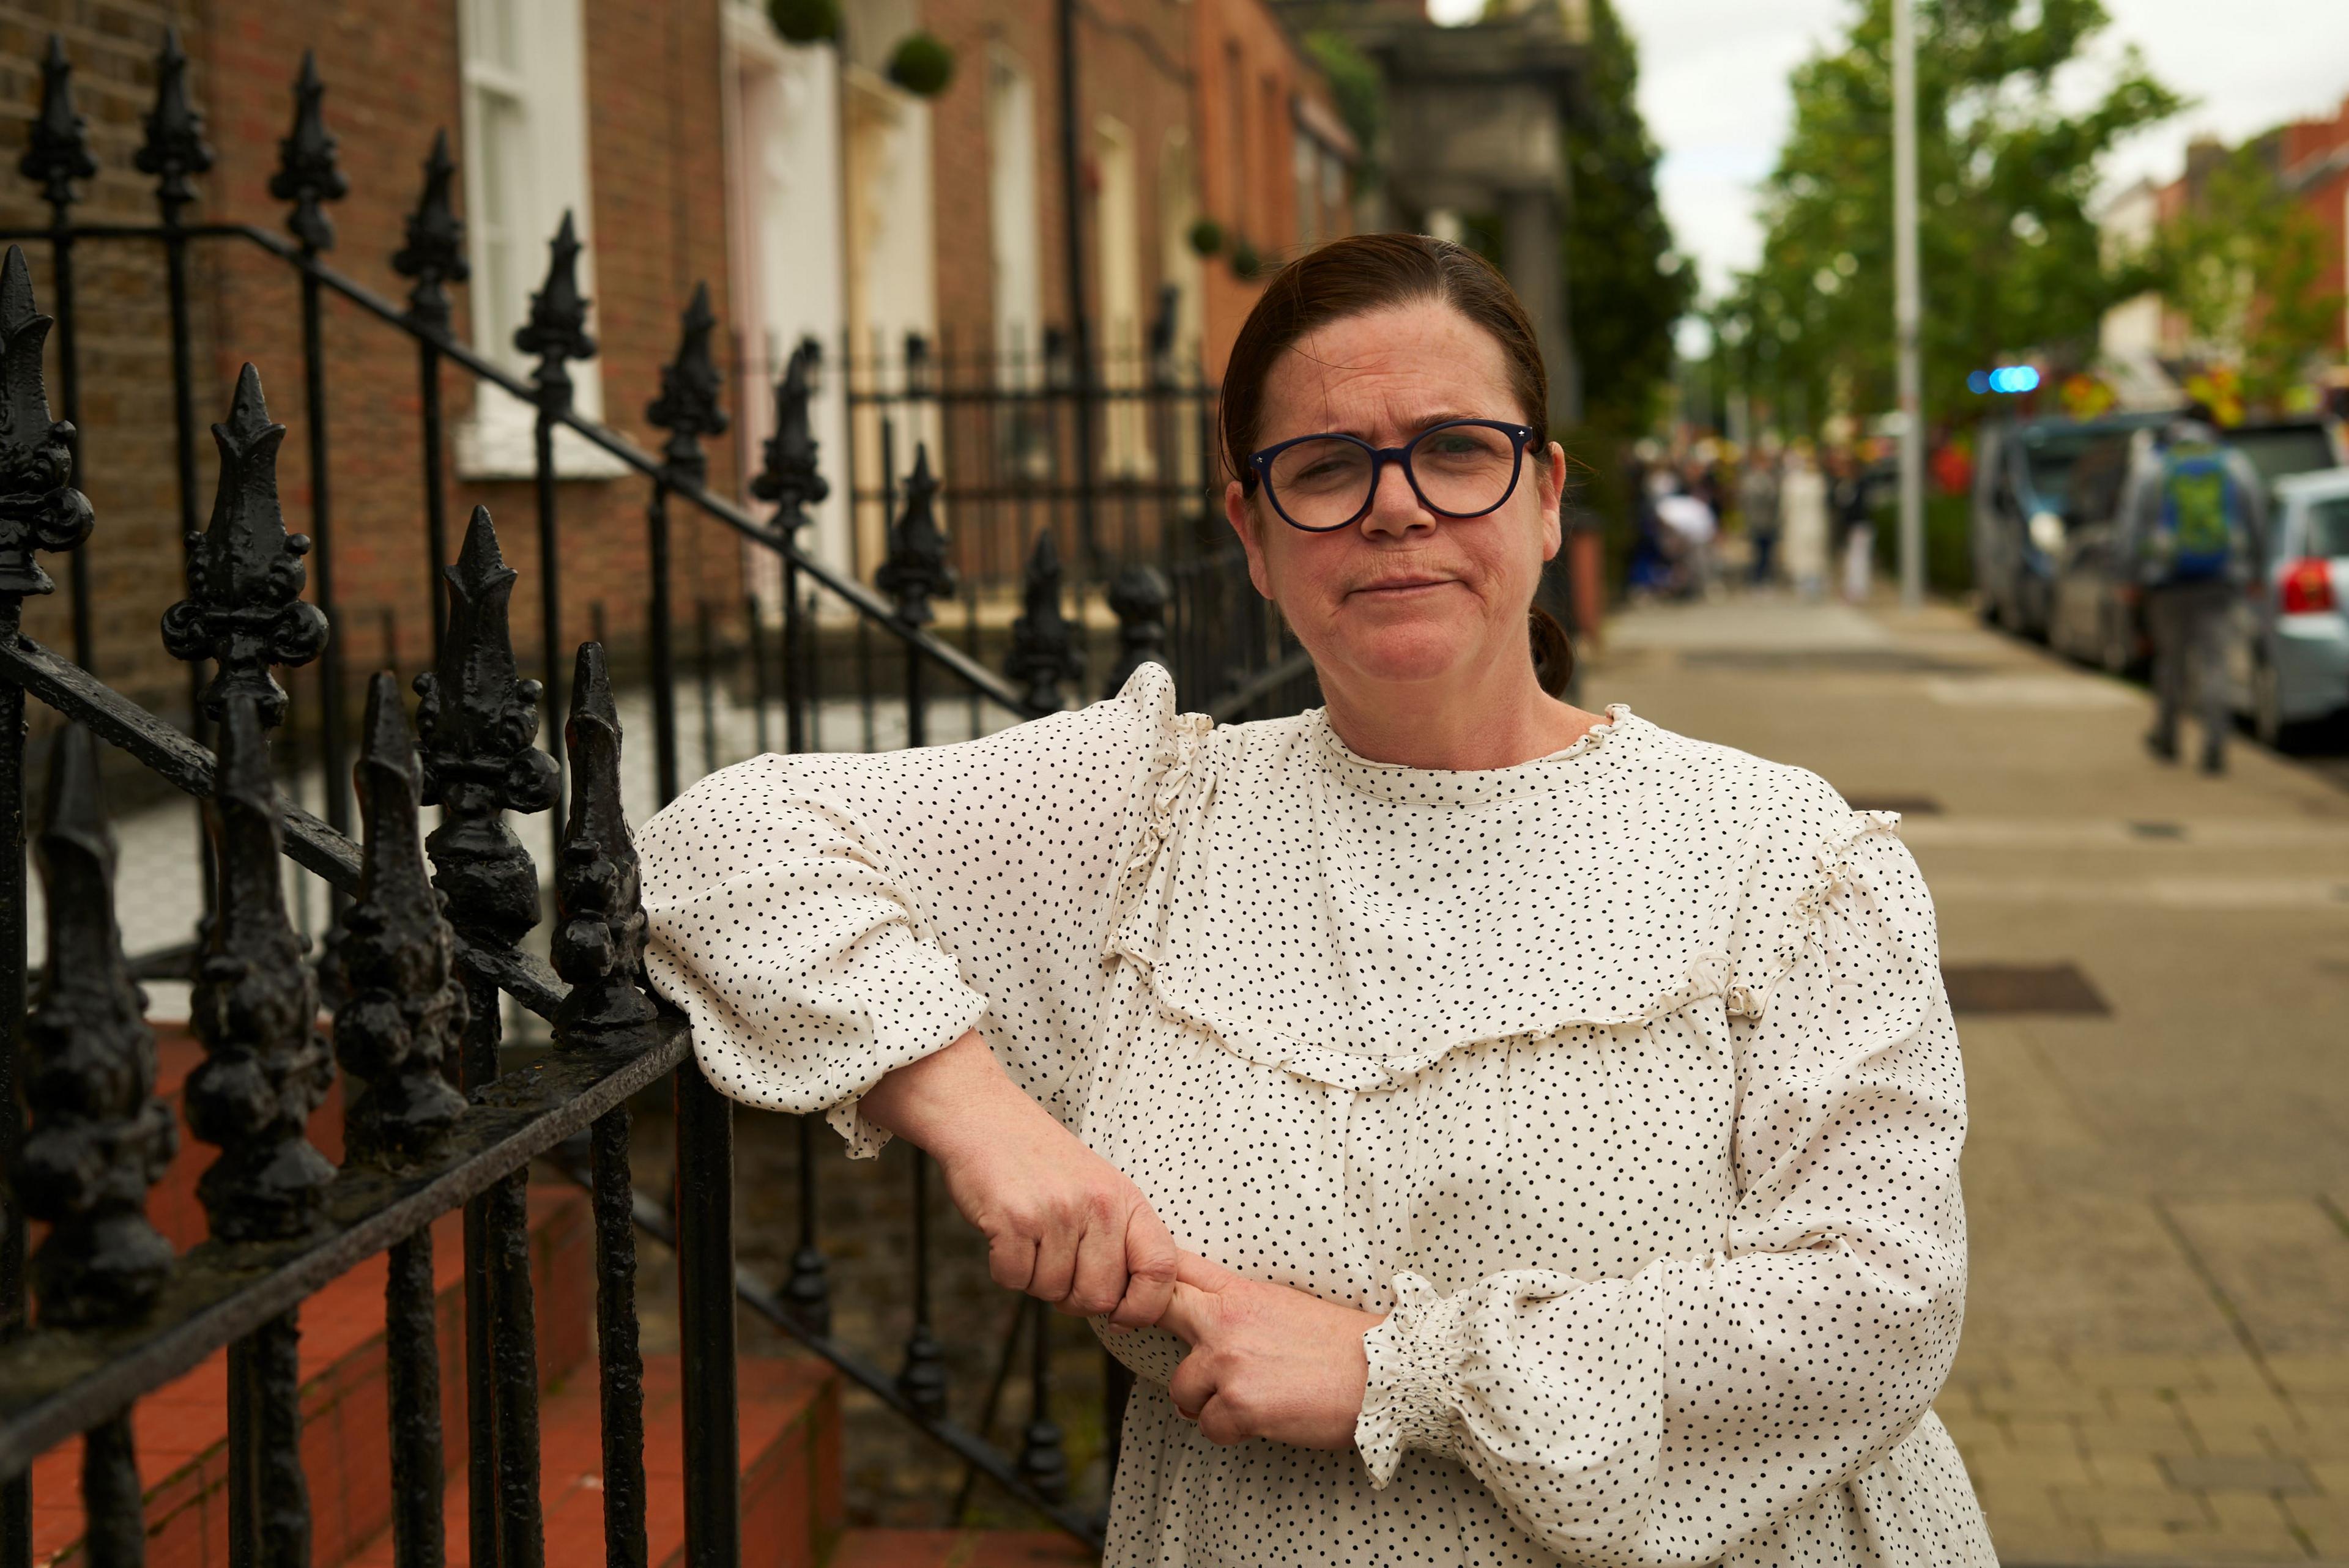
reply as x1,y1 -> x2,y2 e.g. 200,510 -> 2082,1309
1971,364 -> 2041,395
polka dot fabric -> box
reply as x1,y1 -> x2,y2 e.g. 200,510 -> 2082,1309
639,664 -> 1994,1568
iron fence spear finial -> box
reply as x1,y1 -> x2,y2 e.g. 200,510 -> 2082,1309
647,282 -> 729,491
393,130 -> 469,333
875,443 -> 954,627
333,673 -> 469,1164
515,210 -> 596,417
1006,530 -> 1082,712
160,363 -> 330,727
187,697 -> 337,1243
0,245 -> 94,599
16,726 -> 178,1326
134,27 -> 213,224
414,506 -> 561,947
270,50 -> 349,256
750,338 -> 829,530
1104,564 -> 1171,698
552,643 -> 659,1054
21,36 -> 98,211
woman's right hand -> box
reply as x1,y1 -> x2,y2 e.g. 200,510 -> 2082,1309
858,1030 -> 1179,1326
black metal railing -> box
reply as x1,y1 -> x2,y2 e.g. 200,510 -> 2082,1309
0,227 -> 707,1568
0,31 -> 1334,1564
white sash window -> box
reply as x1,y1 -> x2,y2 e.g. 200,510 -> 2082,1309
455,0 -> 623,478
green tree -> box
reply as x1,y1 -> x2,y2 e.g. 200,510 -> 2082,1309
1721,0 -> 2181,434
1562,0 -> 1691,434
2153,141 -> 2343,414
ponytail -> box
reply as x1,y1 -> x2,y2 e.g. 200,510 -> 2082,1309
1530,607 -> 1575,697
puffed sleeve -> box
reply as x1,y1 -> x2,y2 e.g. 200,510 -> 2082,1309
1353,787 -> 1967,1566
637,665 -> 1187,1156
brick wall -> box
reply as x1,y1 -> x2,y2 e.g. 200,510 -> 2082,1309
1,0 -> 213,716
921,0 -> 1197,364
1192,0 -> 1356,383
2277,98 -> 2349,357
1,0 -> 748,746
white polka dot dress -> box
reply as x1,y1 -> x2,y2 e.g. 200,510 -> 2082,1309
638,664 -> 1995,1568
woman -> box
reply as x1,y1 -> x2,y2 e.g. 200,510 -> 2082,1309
640,234 -> 1992,1568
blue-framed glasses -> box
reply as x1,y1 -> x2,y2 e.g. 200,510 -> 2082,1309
1245,418 -> 1540,533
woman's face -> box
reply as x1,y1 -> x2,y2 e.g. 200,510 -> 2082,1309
1225,300 -> 1564,694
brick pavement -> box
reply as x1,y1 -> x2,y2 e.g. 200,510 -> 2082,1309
1593,594 -> 2349,1566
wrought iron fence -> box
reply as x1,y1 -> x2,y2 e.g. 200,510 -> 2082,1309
0,31 -> 1335,1566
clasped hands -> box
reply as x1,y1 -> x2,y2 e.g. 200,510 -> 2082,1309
859,1031 -> 1382,1451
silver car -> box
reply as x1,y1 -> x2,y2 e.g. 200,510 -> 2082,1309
2228,468 -> 2349,747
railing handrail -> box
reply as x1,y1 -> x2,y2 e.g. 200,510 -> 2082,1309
0,631 -> 568,1018
0,216 -> 1049,722
0,1021 -> 683,1482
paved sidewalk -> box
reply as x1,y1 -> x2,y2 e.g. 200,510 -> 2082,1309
1593,594 -> 2349,1566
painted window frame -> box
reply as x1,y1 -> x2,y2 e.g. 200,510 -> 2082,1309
454,0 -> 624,479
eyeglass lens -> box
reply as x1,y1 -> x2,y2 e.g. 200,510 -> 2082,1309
1266,424 -> 1520,529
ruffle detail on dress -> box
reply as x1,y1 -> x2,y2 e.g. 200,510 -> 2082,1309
1111,944 -> 1739,1090
1102,665 -> 1216,966
1356,1272 -> 1464,1487
1728,810 -> 1909,1023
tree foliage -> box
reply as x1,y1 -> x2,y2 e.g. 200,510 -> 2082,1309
1720,0 -> 2181,431
1562,0 -> 1691,434
2151,142 -> 2343,413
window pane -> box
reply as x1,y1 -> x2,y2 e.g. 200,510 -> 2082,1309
2307,497 -> 2349,558
472,0 -> 522,73
475,92 -> 530,368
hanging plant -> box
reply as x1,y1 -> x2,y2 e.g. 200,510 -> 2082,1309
1187,218 -> 1225,258
886,31 -> 957,97
1230,237 -> 1264,281
767,0 -> 841,44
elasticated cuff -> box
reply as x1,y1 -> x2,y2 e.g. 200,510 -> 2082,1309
1356,1272 -> 1464,1487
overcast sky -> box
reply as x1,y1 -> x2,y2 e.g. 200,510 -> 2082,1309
1429,0 -> 2349,301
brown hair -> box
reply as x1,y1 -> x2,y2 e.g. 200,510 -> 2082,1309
1219,232 -> 1573,696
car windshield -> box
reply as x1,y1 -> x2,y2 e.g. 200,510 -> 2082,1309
2307,496 -> 2349,558
2229,426 -> 2338,497
2018,429 -> 2106,508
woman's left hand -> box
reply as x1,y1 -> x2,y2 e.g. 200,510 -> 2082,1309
1156,1252 -> 1385,1450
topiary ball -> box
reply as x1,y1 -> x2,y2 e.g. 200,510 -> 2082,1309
1230,237 -> 1264,281
1187,218 -> 1225,257
768,0 -> 841,44
887,31 -> 957,97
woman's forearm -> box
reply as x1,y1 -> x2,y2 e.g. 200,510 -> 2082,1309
860,1030 -> 1180,1326
856,1028 -> 1025,1161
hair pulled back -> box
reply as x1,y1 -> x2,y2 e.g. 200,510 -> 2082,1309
1219,232 -> 1573,696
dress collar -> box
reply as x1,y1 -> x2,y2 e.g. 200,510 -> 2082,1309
1304,702 -> 1635,807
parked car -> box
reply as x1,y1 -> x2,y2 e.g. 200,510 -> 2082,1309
2042,416 -> 2344,679
2043,430 -> 2143,671
1973,411 -> 2173,640
2227,417 -> 2345,509
2227,467 -> 2349,748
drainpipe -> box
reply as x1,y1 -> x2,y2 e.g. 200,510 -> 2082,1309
1058,0 -> 1100,573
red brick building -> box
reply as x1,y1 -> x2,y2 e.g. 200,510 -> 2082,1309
0,0 -> 745,721
0,0 -> 1360,718
2276,94 -> 2349,360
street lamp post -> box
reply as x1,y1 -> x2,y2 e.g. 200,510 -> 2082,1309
1892,0 -> 1925,609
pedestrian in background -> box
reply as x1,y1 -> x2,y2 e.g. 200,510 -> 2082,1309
1741,443 -> 1783,585
1832,447 -> 1876,602
1653,465 -> 1719,598
2118,403 -> 2265,774
1781,442 -> 1831,599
